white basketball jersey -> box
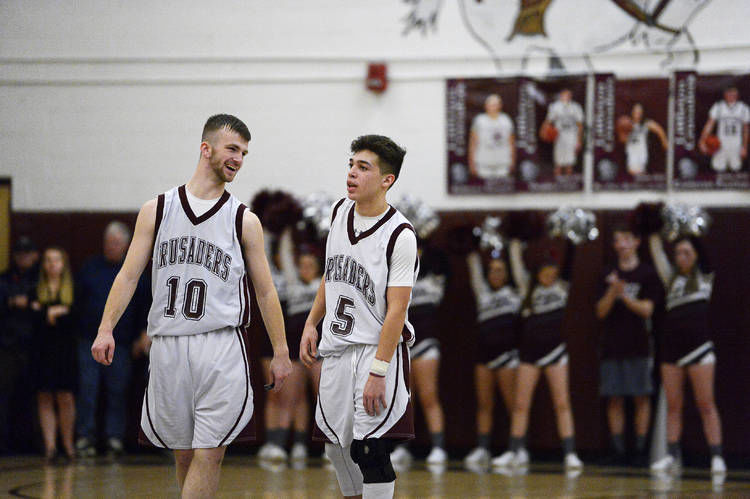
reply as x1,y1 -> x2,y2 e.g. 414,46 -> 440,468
547,100 -> 583,141
147,185 -> 251,337
471,113 -> 514,166
709,101 -> 750,145
318,199 -> 418,356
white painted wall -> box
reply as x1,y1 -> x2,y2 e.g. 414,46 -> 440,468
1,1 -> 749,211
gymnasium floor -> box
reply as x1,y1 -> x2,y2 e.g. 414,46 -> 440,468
1,455 -> 748,498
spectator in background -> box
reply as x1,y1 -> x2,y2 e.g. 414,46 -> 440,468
596,226 -> 661,465
31,246 -> 77,462
75,221 -> 149,458
0,236 -> 40,455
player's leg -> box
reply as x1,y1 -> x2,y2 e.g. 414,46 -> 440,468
174,449 -> 194,491
660,363 -> 684,461
472,364 -> 495,455
325,443 -> 363,498
288,361 -> 310,460
37,391 -> 57,459
351,438 -> 396,499
412,355 -> 445,454
510,363 -> 540,439
687,362 -> 722,449
495,364 -> 517,415
545,361 -> 581,466
260,356 -> 288,459
181,446 -> 226,499
633,395 -> 651,457
607,396 -> 626,456
55,390 -> 76,459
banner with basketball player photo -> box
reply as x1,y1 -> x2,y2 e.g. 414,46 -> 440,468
515,76 -> 586,192
673,71 -> 750,190
446,77 -> 520,194
593,75 -> 669,191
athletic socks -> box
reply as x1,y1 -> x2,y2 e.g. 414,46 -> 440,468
709,444 -> 723,457
509,435 -> 526,453
293,431 -> 307,445
611,433 -> 626,455
667,441 -> 681,459
363,480 -> 395,499
266,428 -> 289,448
477,433 -> 491,450
431,432 -> 445,450
562,436 -> 576,456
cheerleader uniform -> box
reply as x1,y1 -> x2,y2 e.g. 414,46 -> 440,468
467,253 -> 521,369
409,272 -> 445,360
519,281 -> 569,367
661,272 -> 715,366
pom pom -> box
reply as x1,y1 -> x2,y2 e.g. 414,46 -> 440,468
394,194 -> 440,240
472,216 -> 504,253
546,207 -> 599,245
263,192 -> 302,234
297,191 -> 336,241
660,203 -> 711,242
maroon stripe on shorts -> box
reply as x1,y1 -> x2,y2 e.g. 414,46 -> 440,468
143,383 -> 169,449
365,344 -> 404,439
218,328 -> 251,446
379,343 -> 415,441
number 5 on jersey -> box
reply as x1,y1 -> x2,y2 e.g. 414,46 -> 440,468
164,276 -> 207,321
331,295 -> 355,336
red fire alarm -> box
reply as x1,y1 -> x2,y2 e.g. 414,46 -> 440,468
366,62 -> 388,93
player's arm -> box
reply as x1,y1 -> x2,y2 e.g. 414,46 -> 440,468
242,210 -> 291,389
509,133 -> 516,169
595,273 -> 620,320
468,129 -> 478,176
576,121 -> 583,151
363,229 -> 417,417
647,120 -> 669,149
466,251 -> 489,299
92,199 -> 156,365
300,276 -> 326,367
620,294 -> 654,319
699,116 -> 716,154
648,234 -> 672,287
508,238 -> 530,297
742,121 -> 749,158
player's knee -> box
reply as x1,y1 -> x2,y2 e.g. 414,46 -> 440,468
350,439 -> 396,484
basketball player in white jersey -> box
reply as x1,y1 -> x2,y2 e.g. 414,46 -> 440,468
542,89 -> 583,177
468,94 -> 515,180
699,86 -> 750,172
625,103 -> 668,176
300,135 -> 418,499
91,115 -> 292,498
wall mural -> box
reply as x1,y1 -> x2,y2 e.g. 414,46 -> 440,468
403,0 -> 713,70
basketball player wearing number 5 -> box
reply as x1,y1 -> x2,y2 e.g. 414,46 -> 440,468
91,115 -> 291,498
300,135 -> 418,499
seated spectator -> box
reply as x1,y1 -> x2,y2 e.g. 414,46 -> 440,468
75,221 -> 148,458
31,246 -> 77,463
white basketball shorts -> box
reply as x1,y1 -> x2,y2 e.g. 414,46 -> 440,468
554,134 -> 578,167
626,144 -> 648,175
712,141 -> 743,172
140,327 -> 253,449
314,343 -> 413,448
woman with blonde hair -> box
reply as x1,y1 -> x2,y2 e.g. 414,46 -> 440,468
31,246 -> 77,462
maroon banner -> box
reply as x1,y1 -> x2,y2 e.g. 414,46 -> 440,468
516,76 -> 586,192
447,78 -> 519,194
673,72 -> 750,190
594,76 -> 668,191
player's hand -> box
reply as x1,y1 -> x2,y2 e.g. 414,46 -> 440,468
92,330 -> 115,366
299,323 -> 319,368
698,137 -> 708,155
468,160 -> 478,178
269,353 -> 292,392
363,374 -> 387,417
612,278 -> 625,298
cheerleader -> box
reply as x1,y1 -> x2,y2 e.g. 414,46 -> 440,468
492,239 -> 582,469
462,248 -> 521,468
649,234 -> 726,474
391,243 -> 449,466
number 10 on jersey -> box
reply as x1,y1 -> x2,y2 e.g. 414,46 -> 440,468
164,276 -> 207,320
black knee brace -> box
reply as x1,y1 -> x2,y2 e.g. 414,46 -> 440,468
350,439 -> 396,483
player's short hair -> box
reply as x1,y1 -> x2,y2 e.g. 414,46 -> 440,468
350,134 -> 406,185
202,114 -> 251,143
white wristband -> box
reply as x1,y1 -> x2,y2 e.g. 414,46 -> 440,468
370,358 -> 389,377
